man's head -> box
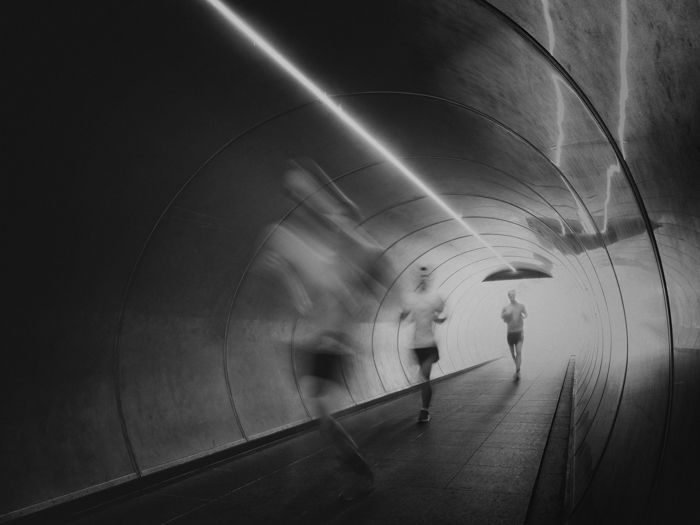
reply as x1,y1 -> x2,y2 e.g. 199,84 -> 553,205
283,158 -> 365,240
508,289 -> 516,302
284,157 -> 362,220
417,265 -> 431,290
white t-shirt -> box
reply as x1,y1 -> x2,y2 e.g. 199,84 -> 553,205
402,289 -> 445,348
502,302 -> 527,333
264,221 -> 382,353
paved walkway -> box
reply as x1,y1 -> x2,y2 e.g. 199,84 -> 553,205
64,351 -> 571,524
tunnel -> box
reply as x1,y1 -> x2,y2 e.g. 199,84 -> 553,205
4,0 -> 699,523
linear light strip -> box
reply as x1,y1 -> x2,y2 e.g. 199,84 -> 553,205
618,0 -> 629,159
203,0 -> 516,271
543,0 -> 567,234
542,0 -> 598,235
602,0 -> 630,233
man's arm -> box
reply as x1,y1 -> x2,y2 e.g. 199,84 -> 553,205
521,305 -> 528,319
434,298 -> 447,324
259,251 -> 312,316
399,297 -> 410,321
434,309 -> 446,324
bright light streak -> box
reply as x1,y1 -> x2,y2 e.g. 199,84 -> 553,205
601,164 -> 619,233
542,0 -> 598,235
202,0 -> 516,271
542,0 -> 555,54
552,76 -> 565,170
602,0 -> 630,233
542,0 -> 567,235
542,0 -> 565,170
618,0 -> 629,158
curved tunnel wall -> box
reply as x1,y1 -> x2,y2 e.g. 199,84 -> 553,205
118,93 -> 615,470
5,0 -> 697,522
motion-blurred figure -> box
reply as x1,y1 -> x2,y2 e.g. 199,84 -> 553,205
400,266 -> 446,423
260,158 -> 391,500
501,289 -> 527,379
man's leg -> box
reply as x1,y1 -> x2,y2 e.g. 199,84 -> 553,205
316,391 -> 374,499
311,351 -> 373,499
508,339 -> 518,369
417,358 -> 434,423
514,339 -> 523,374
419,360 -> 433,409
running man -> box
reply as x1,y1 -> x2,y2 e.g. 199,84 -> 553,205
400,266 -> 446,423
260,158 -> 391,500
501,289 -> 527,379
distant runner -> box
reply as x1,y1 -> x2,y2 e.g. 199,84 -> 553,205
501,289 -> 527,379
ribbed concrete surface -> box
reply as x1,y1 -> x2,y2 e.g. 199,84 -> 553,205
51,352 -> 572,524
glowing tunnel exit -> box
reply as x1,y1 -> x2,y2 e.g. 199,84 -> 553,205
202,0 -> 517,272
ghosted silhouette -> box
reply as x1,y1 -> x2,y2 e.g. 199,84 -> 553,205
259,158 -> 392,500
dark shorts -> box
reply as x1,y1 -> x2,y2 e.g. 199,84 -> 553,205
308,351 -> 346,383
507,331 -> 523,346
299,331 -> 349,385
414,346 -> 439,365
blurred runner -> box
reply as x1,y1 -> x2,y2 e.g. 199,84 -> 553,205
260,158 -> 391,500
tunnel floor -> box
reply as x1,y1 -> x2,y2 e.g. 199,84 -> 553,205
57,352 -> 572,524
